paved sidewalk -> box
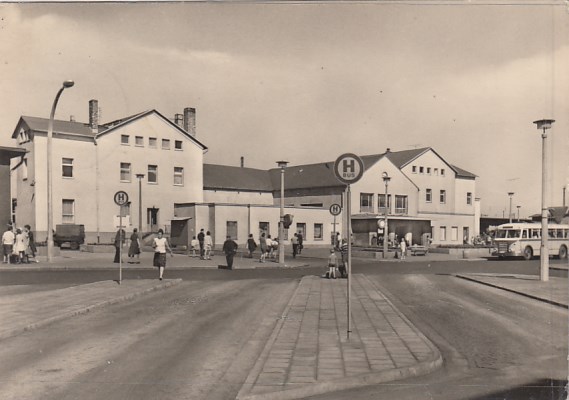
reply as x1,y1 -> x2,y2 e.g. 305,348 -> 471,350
0,279 -> 181,340
236,274 -> 442,400
456,273 -> 568,308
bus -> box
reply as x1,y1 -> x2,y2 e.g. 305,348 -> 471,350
491,222 -> 569,260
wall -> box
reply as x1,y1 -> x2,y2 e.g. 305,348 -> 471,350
204,189 -> 273,205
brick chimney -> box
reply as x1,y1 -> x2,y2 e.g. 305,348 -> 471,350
89,100 -> 99,133
174,113 -> 184,128
240,156 -> 244,168
183,107 -> 196,136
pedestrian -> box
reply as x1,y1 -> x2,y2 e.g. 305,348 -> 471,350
197,228 -> 205,259
246,234 -> 257,258
222,235 -> 238,270
271,237 -> 279,261
297,231 -> 303,254
259,233 -> 267,263
338,239 -> 348,278
291,233 -> 299,258
24,225 -> 37,262
204,231 -> 213,260
266,234 -> 274,260
152,229 -> 173,280
400,237 -> 407,260
189,236 -> 199,257
2,224 -> 15,264
113,228 -> 125,263
327,248 -> 337,279
15,228 -> 28,264
128,228 -> 141,264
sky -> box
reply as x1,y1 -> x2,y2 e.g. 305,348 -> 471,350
0,1 -> 567,218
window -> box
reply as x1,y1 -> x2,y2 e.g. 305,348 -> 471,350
227,221 -> 238,240
149,137 -> 157,148
412,166 -> 417,173
296,223 -> 306,239
175,140 -> 183,150
441,168 -> 445,176
148,165 -> 158,183
440,226 -> 447,241
62,158 -> 73,178
466,192 -> 472,205
427,167 -> 431,174
426,189 -> 432,203
62,199 -> 75,224
22,158 -> 28,181
360,193 -> 374,213
314,224 -> 323,240
121,135 -> 129,145
451,227 -> 458,241
395,195 -> 408,214
378,194 -> 391,213
440,190 -> 446,204
135,136 -> 144,146
162,139 -> 170,150
120,162 -> 131,182
434,168 -> 439,176
174,167 -> 184,186
419,166 -> 424,174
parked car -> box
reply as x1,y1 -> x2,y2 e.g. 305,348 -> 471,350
54,224 -> 85,250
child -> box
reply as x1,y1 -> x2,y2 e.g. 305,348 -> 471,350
327,248 -> 337,279
190,236 -> 199,257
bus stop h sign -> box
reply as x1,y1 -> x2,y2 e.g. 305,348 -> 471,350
334,153 -> 364,185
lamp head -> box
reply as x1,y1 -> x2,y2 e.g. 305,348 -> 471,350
62,80 -> 75,89
508,192 -> 514,197
382,172 -> 391,183
533,119 -> 555,130
276,160 -> 289,169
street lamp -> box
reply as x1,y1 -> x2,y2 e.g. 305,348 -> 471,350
277,161 -> 288,264
533,118 -> 555,282
516,205 -> 521,222
136,174 -> 145,235
508,192 -> 514,223
382,172 -> 391,258
47,80 -> 74,262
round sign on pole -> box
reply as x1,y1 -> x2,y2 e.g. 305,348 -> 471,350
329,203 -> 342,216
333,153 -> 364,185
114,191 -> 129,206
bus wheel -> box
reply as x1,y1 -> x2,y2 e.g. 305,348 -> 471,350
523,246 -> 533,261
559,245 -> 568,260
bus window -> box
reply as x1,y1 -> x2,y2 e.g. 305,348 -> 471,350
531,229 -> 540,238
522,230 -> 527,238
548,229 -> 556,238
509,230 -> 521,238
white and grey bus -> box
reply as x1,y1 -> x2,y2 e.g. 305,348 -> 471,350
491,222 -> 569,260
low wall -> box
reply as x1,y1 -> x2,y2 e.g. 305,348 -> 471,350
80,244 -> 116,253
430,247 -> 491,258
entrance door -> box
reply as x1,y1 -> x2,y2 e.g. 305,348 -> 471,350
463,227 -> 470,244
147,207 -> 159,232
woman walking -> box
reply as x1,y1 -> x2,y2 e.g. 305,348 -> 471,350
152,229 -> 173,280
128,228 -> 141,264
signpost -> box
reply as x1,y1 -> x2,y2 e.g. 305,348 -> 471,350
333,153 -> 364,339
114,191 -> 129,285
330,203 -> 342,247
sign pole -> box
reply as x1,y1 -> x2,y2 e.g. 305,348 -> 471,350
119,208 -> 123,285
347,184 -> 352,339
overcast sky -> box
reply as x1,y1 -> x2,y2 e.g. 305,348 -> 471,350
1,1 -> 567,218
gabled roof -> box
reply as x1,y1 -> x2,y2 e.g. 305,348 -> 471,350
13,116 -> 98,139
203,164 -> 273,191
451,164 -> 477,179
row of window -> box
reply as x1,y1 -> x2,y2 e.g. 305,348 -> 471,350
412,165 -> 446,176
439,226 -> 470,242
60,158 -> 185,186
360,194 -> 408,214
121,135 -> 183,151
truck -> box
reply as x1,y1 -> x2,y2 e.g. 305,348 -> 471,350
54,224 -> 85,250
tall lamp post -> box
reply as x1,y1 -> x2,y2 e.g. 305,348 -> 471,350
516,205 -> 521,222
382,172 -> 391,258
47,80 -> 75,262
136,174 -> 145,235
277,161 -> 288,264
533,118 -> 555,282
508,192 -> 514,223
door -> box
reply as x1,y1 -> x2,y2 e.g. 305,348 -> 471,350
147,207 -> 159,232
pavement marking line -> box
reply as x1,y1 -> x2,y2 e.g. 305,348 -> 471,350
236,274 -> 443,400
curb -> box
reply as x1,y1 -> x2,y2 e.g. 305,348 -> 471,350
0,264 -> 312,272
455,274 -> 568,309
0,279 -> 182,341
236,275 -> 443,400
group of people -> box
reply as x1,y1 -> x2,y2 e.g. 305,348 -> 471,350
324,238 -> 348,279
242,231 -> 304,263
2,223 -> 37,264
189,229 -> 214,260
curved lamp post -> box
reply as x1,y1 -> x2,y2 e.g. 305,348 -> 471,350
533,118 -> 554,282
382,172 -> 391,258
47,80 -> 74,262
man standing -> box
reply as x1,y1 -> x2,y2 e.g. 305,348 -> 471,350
297,231 -> 303,254
2,224 -> 15,264
222,235 -> 238,270
197,228 -> 205,259
291,233 -> 299,258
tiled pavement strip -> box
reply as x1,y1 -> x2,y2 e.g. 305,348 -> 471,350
237,274 -> 442,400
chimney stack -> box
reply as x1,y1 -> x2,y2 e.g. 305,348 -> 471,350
240,156 -> 244,168
174,113 -> 184,128
183,107 -> 196,136
386,148 -> 391,153
89,100 -> 99,133
69,115 -> 75,122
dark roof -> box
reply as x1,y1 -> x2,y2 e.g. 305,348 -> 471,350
451,164 -> 477,179
0,146 -> 27,165
13,116 -> 98,138
383,147 -> 429,168
268,161 -> 344,190
203,164 -> 273,191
